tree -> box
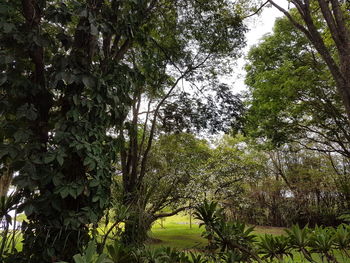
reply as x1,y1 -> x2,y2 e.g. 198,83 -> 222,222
116,133 -> 210,243
112,0 -> 247,245
0,0 -> 247,260
160,84 -> 246,135
201,135 -> 267,218
267,0 -> 350,122
0,0 -> 186,261
244,15 -> 350,225
245,16 -> 350,157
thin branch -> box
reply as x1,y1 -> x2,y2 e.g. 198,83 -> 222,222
242,0 -> 269,19
139,99 -> 152,161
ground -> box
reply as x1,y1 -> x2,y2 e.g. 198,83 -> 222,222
148,213 -> 285,249
147,213 -> 350,263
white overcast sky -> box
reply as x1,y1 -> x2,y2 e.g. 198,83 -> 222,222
226,3 -> 288,94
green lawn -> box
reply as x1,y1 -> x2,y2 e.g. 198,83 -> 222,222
148,213 -> 287,249
148,214 -> 205,249
148,213 -> 350,263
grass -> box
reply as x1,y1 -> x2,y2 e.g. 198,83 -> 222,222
148,213 -> 287,249
148,213 -> 350,263
148,214 -> 205,249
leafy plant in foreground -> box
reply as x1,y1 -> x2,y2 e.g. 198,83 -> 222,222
333,224 -> 350,258
106,241 -> 134,263
258,234 -> 292,262
58,241 -> 111,263
194,200 -> 262,263
309,226 -> 339,263
285,224 -> 315,263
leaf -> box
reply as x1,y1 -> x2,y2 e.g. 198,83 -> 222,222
60,187 -> 69,199
96,254 -> 110,263
52,174 -> 62,186
82,75 -> 95,89
0,146 -> 8,159
44,153 -> 56,164
14,129 -> 29,142
85,241 -> 96,262
57,154 -> 64,166
69,187 -> 77,199
90,24 -> 99,36
83,157 -> 92,166
89,180 -> 99,187
25,204 -> 35,216
73,95 -> 79,105
62,72 -> 75,84
72,254 -> 85,263
3,22 -> 15,33
0,74 -> 7,86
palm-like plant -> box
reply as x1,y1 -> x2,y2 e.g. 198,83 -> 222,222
219,250 -> 245,263
194,201 -> 262,263
186,252 -> 208,263
193,200 -> 223,228
141,247 -> 170,263
333,224 -> 350,258
309,226 -> 339,263
285,224 -> 315,263
258,234 -> 292,262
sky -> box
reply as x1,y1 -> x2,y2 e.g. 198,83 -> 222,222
226,4 -> 287,94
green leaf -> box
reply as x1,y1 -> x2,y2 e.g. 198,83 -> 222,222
82,75 -> 95,89
90,24 -> 99,36
61,72 -> 75,84
3,22 -> 15,33
85,241 -> 96,262
69,187 -> 77,199
25,204 -> 35,216
96,254 -> 109,263
60,187 -> 69,199
89,180 -> 99,187
0,55 -> 13,64
52,175 -> 61,186
73,95 -> 79,105
57,155 -> 64,166
83,157 -> 92,166
72,254 -> 85,263
44,153 -> 56,164
0,146 -> 8,159
13,129 -> 29,142
0,74 -> 7,86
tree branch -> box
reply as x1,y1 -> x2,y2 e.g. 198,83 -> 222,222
153,206 -> 190,219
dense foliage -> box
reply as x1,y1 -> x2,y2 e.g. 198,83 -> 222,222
0,0 -> 246,261
1,0 -> 350,262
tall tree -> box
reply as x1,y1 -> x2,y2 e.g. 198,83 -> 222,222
267,0 -> 350,122
245,16 -> 350,157
115,0 -> 246,245
0,0 -> 175,261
